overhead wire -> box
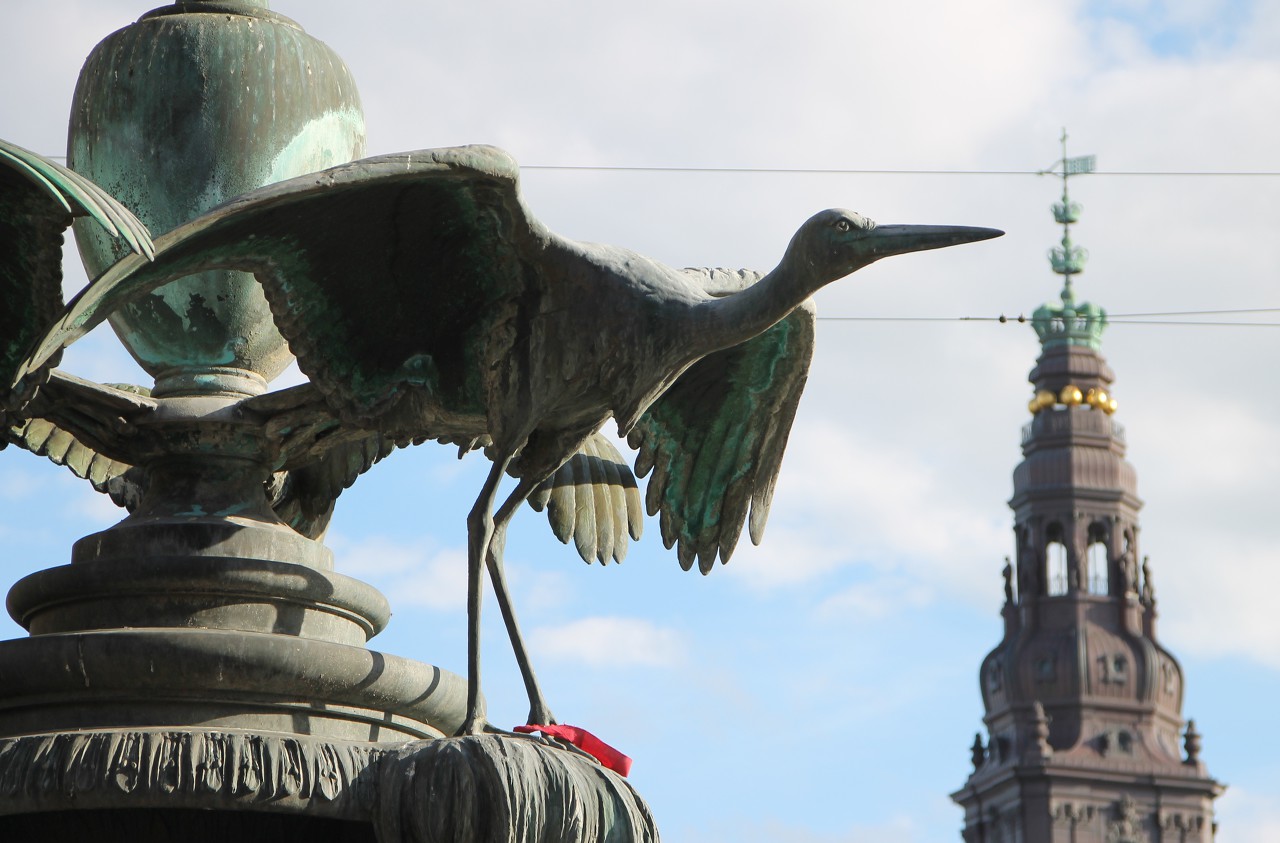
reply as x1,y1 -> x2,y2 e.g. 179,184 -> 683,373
521,164 -> 1279,177
817,311 -> 1280,328
37,155 -> 1280,177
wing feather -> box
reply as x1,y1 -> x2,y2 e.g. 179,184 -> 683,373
18,417 -> 55,452
628,269 -> 816,574
528,482 -> 553,513
546,473 -> 578,546
269,431 -> 399,540
85,452 -> 120,491
40,427 -> 75,463
588,436 -> 630,561
6,416 -> 132,495
533,432 -> 642,564
569,452 -> 598,564
585,441 -> 613,563
0,138 -> 153,417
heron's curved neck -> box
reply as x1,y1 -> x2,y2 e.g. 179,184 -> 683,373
693,256 -> 820,356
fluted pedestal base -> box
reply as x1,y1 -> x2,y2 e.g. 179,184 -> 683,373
0,520 -> 659,840
0,731 -> 659,843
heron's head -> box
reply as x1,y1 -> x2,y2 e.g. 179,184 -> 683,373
786,208 -> 1002,290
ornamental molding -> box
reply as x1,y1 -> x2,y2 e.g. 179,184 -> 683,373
1105,794 -> 1150,843
0,730 -> 382,818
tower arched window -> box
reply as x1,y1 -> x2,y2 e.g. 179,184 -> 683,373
1046,524 -> 1068,596
1087,523 -> 1109,596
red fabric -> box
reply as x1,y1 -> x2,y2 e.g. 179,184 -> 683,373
514,724 -> 633,777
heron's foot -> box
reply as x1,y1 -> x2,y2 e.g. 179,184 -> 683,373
455,710 -> 486,737
508,725 -> 600,765
479,722 -> 592,763
527,702 -> 557,729
544,735 -> 599,764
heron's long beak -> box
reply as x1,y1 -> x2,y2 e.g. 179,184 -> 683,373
861,224 -> 1003,261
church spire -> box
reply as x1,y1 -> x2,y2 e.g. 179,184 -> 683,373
951,133 -> 1222,843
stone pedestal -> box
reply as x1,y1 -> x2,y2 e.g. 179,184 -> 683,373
0,508 -> 467,838
0,479 -> 657,840
0,3 -> 660,839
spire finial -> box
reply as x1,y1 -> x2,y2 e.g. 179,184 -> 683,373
1029,700 -> 1053,760
1184,719 -> 1202,764
1032,130 -> 1106,350
1049,128 -> 1090,284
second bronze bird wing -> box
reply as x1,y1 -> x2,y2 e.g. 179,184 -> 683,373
627,268 -> 816,575
526,431 -> 645,566
11,144 -> 627,545
1,138 -> 153,417
15,144 -> 538,447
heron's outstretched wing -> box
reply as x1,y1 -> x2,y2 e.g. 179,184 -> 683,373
7,385 -> 395,541
528,431 -> 644,565
241,384 -> 414,539
0,138 -> 152,415
16,145 -> 534,433
2,371 -> 153,509
9,371 -> 399,539
5,414 -> 133,494
268,431 -> 400,540
627,268 -> 815,574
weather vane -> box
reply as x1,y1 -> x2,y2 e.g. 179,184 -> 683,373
0,2 -> 1000,838
1045,128 -> 1094,286
1031,129 -> 1108,356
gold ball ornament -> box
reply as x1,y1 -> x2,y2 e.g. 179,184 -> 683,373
1106,397 -> 1119,415
1059,385 -> 1083,406
1036,390 -> 1056,410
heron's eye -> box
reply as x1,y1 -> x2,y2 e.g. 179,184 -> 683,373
835,219 -> 851,232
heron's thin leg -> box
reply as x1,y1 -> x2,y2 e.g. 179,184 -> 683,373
486,475 -> 556,726
457,452 -> 515,736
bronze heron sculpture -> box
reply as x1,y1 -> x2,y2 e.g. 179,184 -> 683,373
14,144 -> 1000,734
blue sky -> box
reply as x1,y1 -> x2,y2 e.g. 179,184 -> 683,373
2,0 -> 1279,840
1086,0 -> 1256,56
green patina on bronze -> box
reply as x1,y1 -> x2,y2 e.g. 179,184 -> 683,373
1031,280 -> 1107,351
655,314 -> 796,542
68,1 -> 364,394
0,139 -> 154,403
1032,133 -> 1106,351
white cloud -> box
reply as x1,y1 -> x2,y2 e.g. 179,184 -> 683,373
66,486 -> 126,527
722,524 -> 856,590
328,533 -> 467,611
1216,786 -> 1280,843
723,814 -> 921,843
818,575 -> 934,621
516,569 -> 578,615
1129,398 -> 1280,496
530,616 -> 684,668
0,467 -> 50,502
329,533 -> 429,576
1158,537 -> 1280,669
726,416 -> 1009,607
0,463 -> 120,527
392,549 -> 470,611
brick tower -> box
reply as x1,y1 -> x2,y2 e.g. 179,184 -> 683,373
951,136 -> 1223,842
